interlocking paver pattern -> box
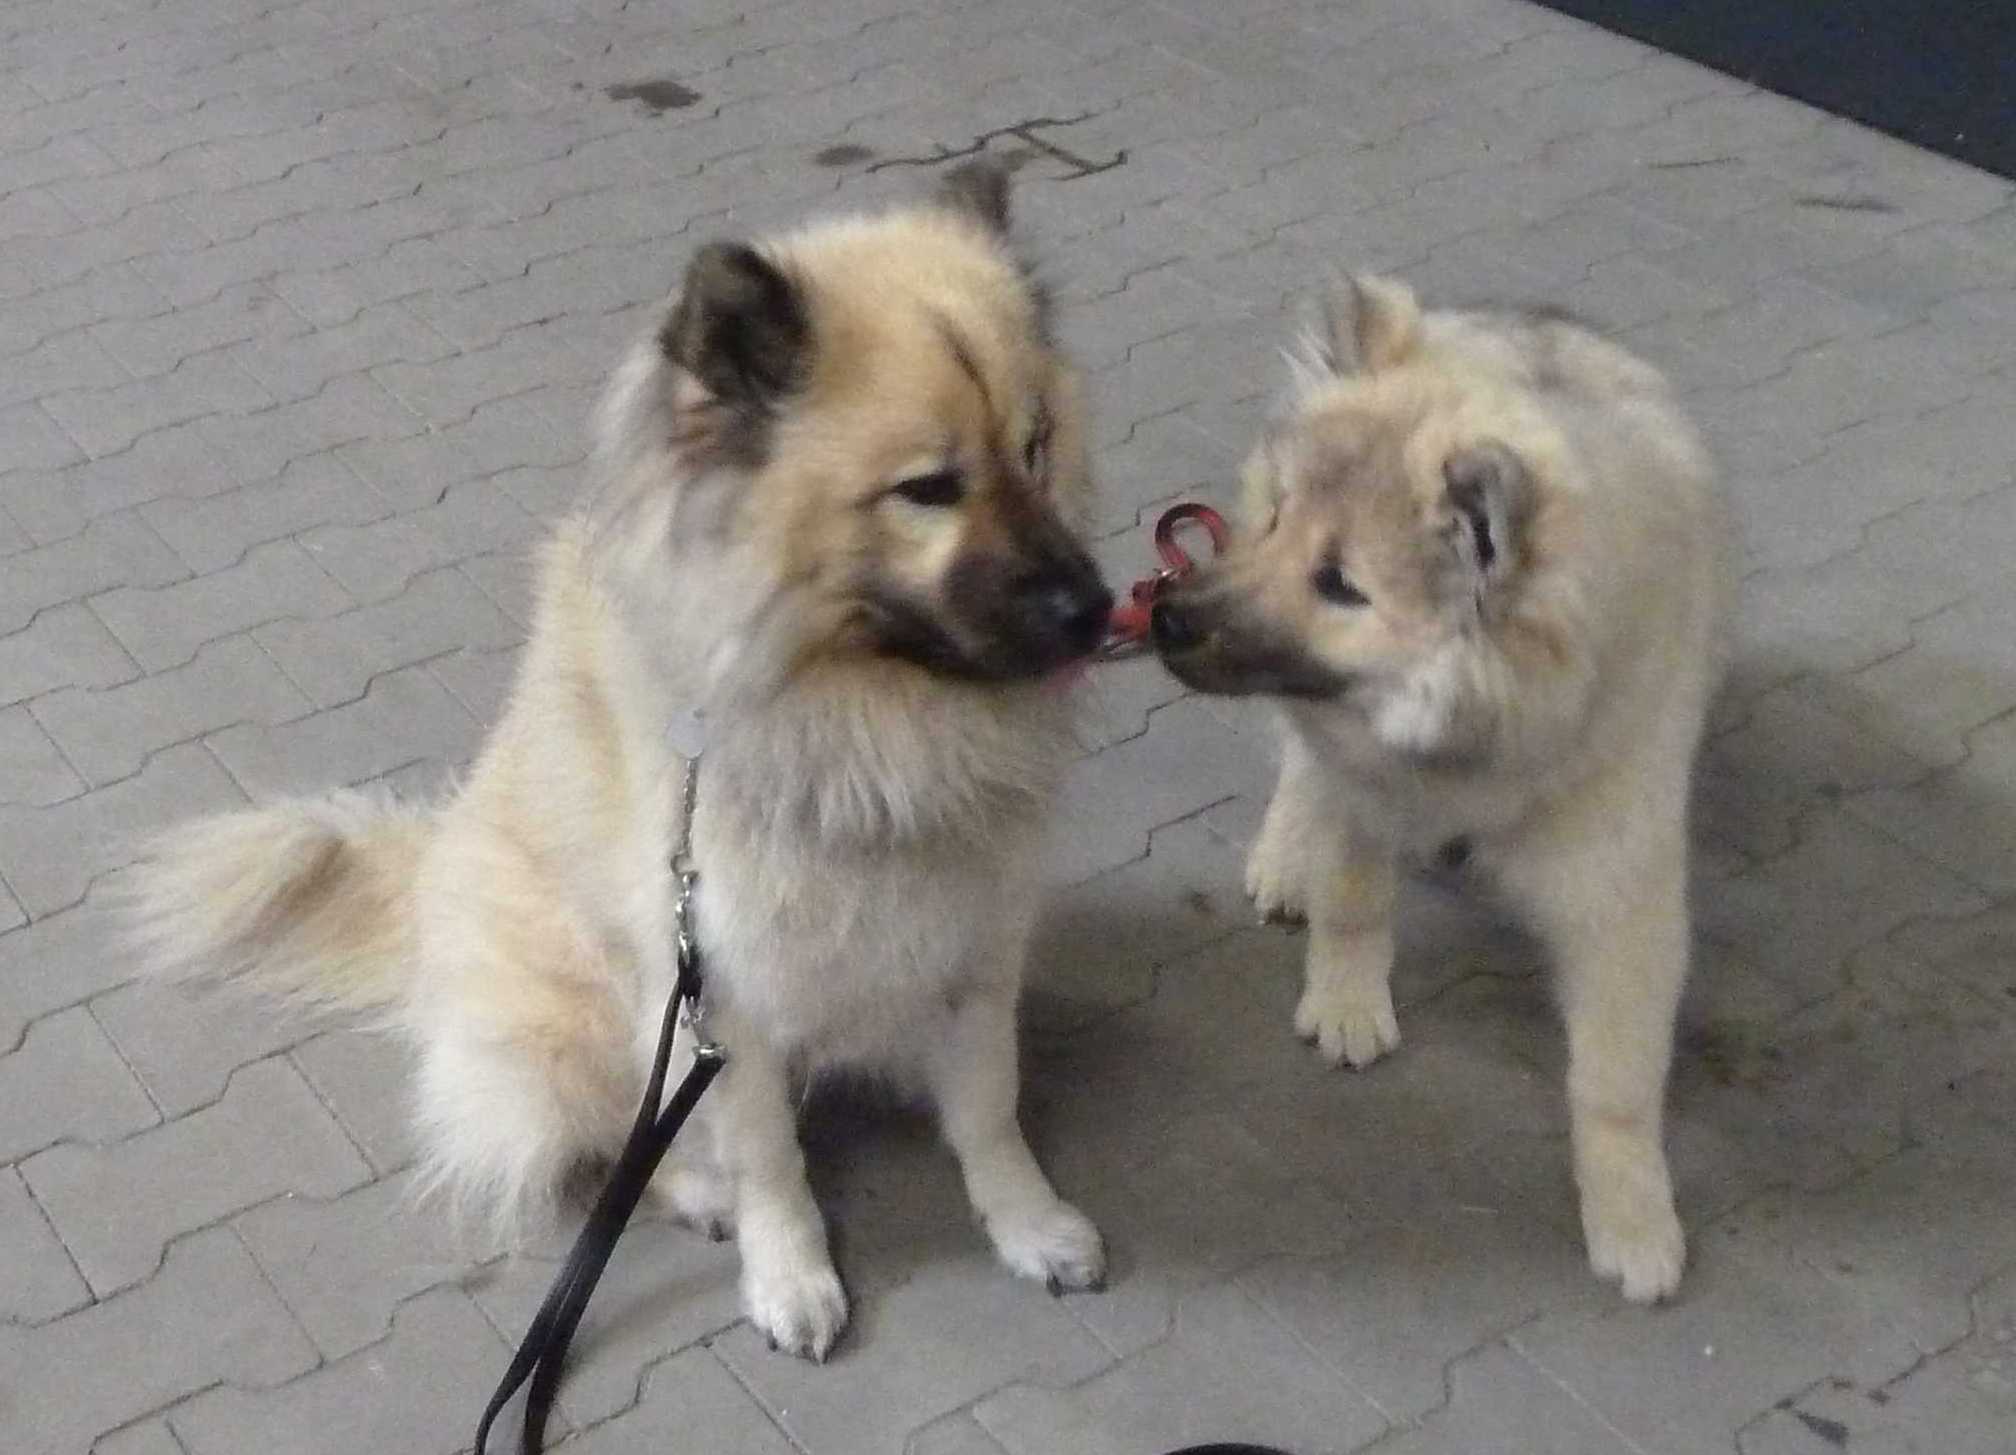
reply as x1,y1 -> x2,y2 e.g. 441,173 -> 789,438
4,0 -> 2014,1449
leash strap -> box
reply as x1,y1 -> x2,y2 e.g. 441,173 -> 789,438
473,963 -> 724,1454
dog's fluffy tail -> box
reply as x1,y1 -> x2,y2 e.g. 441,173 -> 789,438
123,791 -> 431,1020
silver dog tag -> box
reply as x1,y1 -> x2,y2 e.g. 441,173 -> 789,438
665,705 -> 709,761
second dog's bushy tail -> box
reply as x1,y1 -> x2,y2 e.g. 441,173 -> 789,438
122,790 -> 431,1020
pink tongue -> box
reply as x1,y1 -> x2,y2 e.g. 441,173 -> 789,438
1041,657 -> 1093,695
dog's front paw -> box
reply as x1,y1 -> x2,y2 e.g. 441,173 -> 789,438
743,1253 -> 850,1360
1245,836 -> 1307,923
1295,979 -> 1400,1069
1583,1183 -> 1686,1304
987,1198 -> 1107,1295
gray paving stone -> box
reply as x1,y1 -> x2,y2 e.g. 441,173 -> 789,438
0,601 -> 136,707
426,642 -> 523,727
206,659 -> 481,795
288,1028 -> 417,1176
0,510 -> 188,636
233,1172 -> 477,1359
1692,805 -> 1991,1009
1512,1203 -> 1924,1455
0,1165 -> 90,1323
333,390 -> 582,512
22,1054 -> 370,1296
168,1287 -> 510,1455
717,1241 -> 1112,1453
975,1276 -> 1390,1455
89,974 -> 305,1120
266,237 -> 489,328
563,1347 -> 799,1455
139,451 -> 394,575
0,739 -> 247,919
226,301 -> 457,404
1847,587 -> 2016,766
1238,1206 -> 1605,1425
254,564 -> 521,708
90,538 -> 354,673
30,634 -> 313,788
0,1226 -> 317,1455
470,1214 -> 746,1430
1738,1110 -> 2016,1359
1368,1343 -> 1642,1455
0,703 -> 84,807
197,370 -> 425,483
0,893 -> 140,1052
1047,694 -> 1276,886
89,1419 -> 185,1455
1846,710 -> 2016,896
908,1412 -> 1016,1455
1699,678 -> 1935,860
41,354 -> 274,460
293,479 -> 539,604
89,280 -> 301,379
0,399 -> 85,473
0,422 -> 242,547
0,1003 -> 159,1161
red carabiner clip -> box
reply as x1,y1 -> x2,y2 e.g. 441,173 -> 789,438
1102,501 -> 1230,659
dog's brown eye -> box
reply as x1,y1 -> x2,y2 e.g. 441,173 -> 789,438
1311,563 -> 1368,607
892,470 -> 965,508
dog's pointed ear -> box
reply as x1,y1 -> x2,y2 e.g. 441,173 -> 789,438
1443,441 -> 1532,588
658,241 -> 810,409
1296,273 -> 1422,380
935,157 -> 1012,236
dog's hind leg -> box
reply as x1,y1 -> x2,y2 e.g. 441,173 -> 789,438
1505,820 -> 1689,1304
406,878 -> 642,1244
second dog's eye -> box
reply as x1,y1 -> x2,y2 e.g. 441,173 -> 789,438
892,470 -> 965,508
1311,563 -> 1368,607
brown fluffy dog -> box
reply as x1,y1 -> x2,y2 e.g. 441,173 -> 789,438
125,163 -> 1111,1359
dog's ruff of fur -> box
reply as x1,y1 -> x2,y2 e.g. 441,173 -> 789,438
1155,273 -> 1732,1304
122,166 -> 1108,1361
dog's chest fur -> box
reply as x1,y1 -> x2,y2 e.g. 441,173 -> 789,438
678,702 -> 1064,1068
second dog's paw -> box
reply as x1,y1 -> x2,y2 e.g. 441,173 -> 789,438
987,1198 -> 1107,1294
1584,1185 -> 1686,1305
1245,840 -> 1307,924
1295,980 -> 1400,1069
743,1254 -> 850,1361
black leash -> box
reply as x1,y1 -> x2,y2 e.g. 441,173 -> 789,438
474,762 -> 724,1455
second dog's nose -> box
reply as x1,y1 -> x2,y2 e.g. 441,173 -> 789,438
1149,599 -> 1203,651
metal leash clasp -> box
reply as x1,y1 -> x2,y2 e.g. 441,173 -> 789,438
1100,501 -> 1231,659
670,755 -> 724,1066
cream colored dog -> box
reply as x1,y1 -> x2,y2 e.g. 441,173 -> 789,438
124,162 -> 1111,1359
1151,274 -> 1731,1302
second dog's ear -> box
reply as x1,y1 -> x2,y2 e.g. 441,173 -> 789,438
658,242 -> 810,409
935,158 -> 1012,236
1298,273 -> 1422,379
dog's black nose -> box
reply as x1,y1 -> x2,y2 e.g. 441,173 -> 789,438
1039,581 -> 1114,651
1149,599 -> 1203,652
